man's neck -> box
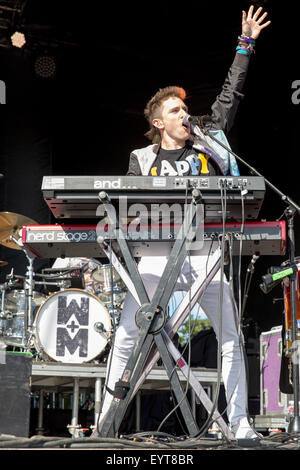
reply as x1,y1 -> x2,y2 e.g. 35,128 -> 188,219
161,136 -> 187,150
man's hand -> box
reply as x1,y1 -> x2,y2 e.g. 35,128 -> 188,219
242,5 -> 271,39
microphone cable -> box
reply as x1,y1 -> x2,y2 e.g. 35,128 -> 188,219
156,182 -> 215,436
156,181 -> 197,434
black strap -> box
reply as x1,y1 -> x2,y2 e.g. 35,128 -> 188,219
106,380 -> 131,399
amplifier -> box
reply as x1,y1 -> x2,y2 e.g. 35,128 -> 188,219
0,352 -> 32,437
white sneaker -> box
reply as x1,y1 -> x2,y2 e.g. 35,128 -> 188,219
231,417 -> 261,440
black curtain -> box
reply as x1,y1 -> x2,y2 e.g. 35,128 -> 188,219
0,108 -> 53,281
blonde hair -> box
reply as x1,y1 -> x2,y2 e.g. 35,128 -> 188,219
144,86 -> 187,143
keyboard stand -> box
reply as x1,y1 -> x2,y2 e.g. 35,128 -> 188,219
97,189 -> 233,439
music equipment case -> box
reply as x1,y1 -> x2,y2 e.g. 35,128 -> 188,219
255,326 -> 292,432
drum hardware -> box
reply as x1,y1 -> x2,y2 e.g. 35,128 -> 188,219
91,264 -> 121,286
0,283 -> 8,316
106,306 -> 122,327
40,268 -> 85,291
0,227 -> 39,348
97,288 -> 126,307
34,278 -> 72,291
94,321 -> 110,341
92,264 -> 126,327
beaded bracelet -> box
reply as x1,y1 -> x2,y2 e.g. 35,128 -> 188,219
236,45 -> 255,55
236,35 -> 255,55
236,46 -> 248,55
238,34 -> 255,45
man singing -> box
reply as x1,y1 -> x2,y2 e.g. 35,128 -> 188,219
97,6 -> 270,440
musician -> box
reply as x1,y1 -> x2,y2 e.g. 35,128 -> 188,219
97,6 -> 271,440
52,257 -> 101,294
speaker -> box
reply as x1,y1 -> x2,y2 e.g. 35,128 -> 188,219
0,351 -> 32,437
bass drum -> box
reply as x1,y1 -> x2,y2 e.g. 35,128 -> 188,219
34,289 -> 111,363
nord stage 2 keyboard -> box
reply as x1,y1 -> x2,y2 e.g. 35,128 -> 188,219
41,175 -> 266,222
22,221 -> 286,259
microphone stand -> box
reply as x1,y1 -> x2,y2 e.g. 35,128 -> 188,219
198,121 -> 300,435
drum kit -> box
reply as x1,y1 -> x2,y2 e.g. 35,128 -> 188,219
0,211 -> 127,363
1,210 -> 299,365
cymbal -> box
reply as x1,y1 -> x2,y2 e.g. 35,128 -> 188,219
0,260 -> 8,266
0,212 -> 38,250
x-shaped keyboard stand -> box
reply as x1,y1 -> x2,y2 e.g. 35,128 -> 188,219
97,189 -> 234,439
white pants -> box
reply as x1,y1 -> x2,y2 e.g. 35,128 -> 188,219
98,253 -> 247,429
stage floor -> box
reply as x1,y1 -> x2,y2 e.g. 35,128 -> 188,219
0,432 -> 299,451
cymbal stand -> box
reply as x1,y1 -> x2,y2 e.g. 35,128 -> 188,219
0,282 -> 7,316
22,248 -> 36,348
285,205 -> 300,434
9,233 -> 36,348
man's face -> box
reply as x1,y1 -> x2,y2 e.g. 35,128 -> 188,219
153,96 -> 190,145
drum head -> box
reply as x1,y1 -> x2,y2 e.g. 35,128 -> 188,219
34,289 -> 111,363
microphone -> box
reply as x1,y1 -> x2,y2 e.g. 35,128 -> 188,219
247,254 -> 260,273
182,114 -> 211,132
182,114 -> 200,127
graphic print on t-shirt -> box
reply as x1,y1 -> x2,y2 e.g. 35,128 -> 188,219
149,145 -> 219,176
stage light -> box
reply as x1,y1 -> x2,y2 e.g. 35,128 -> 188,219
34,54 -> 56,79
10,31 -> 25,47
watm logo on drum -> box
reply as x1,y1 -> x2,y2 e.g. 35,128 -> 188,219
56,295 -> 89,358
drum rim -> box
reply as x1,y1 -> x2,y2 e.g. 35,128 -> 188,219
91,265 -> 121,283
6,289 -> 47,299
34,288 -> 111,363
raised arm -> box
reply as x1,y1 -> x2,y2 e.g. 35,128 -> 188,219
208,5 -> 271,133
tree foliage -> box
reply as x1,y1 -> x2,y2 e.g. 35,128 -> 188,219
177,316 -> 212,346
